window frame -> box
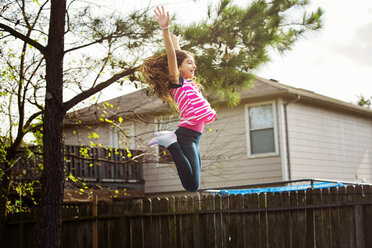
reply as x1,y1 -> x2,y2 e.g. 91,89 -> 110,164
244,100 -> 279,158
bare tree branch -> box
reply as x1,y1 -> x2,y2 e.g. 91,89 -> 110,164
24,111 -> 43,133
0,23 -> 46,54
63,67 -> 138,112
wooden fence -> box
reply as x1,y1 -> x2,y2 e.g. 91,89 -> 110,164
5,185 -> 372,248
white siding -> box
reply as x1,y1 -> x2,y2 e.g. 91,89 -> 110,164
64,125 -> 111,147
64,120 -> 143,149
287,102 -> 372,183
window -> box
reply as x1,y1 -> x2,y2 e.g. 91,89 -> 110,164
245,101 -> 278,157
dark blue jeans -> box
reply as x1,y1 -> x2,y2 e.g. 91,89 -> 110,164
167,127 -> 202,192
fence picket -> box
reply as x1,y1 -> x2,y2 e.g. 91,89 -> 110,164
130,200 -> 144,248
313,188 -> 324,248
354,185 -> 365,248
258,192 -> 268,248
228,194 -> 237,247
281,191 -> 291,248
168,197 -> 177,248
200,195 -> 215,247
233,194 -> 244,248
192,195 -> 201,248
292,190 -> 307,248
329,186 -> 340,248
267,192 -> 283,248
143,198 -> 152,248
221,195 -> 230,247
321,188 -> 332,248
339,186 -> 355,248
150,198 -> 161,248
347,186 -> 357,248
179,196 -> 191,248
306,188 -> 315,248
174,196 -> 183,248
215,194 -> 223,247
289,190 -> 297,248
364,185 -> 372,247
243,193 -> 260,248
159,198 -> 171,248
186,196 -> 196,248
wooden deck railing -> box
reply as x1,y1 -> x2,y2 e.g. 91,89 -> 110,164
12,145 -> 144,186
64,145 -> 144,184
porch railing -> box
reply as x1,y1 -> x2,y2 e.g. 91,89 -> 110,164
12,145 -> 144,187
64,145 -> 143,185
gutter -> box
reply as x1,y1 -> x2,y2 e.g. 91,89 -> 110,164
282,94 -> 301,181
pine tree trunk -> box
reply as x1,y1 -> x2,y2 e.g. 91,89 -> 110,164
37,1 -> 66,247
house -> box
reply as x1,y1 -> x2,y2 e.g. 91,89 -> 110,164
63,77 -> 372,195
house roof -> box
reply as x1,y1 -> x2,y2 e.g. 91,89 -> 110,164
64,88 -> 170,125
252,77 -> 372,118
64,77 -> 372,125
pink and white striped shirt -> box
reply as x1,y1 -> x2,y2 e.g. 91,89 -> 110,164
170,78 -> 216,128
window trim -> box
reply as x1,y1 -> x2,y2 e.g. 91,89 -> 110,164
244,100 -> 279,158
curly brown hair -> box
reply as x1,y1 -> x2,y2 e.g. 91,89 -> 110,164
139,50 -> 202,105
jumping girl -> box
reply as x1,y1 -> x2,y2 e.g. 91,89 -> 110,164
139,6 -> 216,192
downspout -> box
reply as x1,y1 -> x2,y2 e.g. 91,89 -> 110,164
283,94 -> 301,181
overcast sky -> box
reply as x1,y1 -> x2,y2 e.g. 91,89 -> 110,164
103,0 -> 372,104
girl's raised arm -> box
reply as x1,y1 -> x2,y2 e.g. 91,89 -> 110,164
170,33 -> 181,50
153,6 -> 179,84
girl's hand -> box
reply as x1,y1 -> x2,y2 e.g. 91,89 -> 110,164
153,6 -> 170,29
